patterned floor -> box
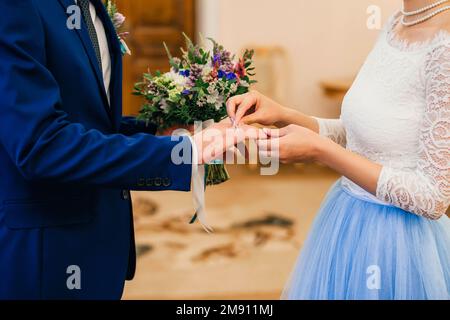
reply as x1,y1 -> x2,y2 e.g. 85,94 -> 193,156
123,165 -> 339,300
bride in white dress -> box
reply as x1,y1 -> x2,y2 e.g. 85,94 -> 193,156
227,0 -> 450,299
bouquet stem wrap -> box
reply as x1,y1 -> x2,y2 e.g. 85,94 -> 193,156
206,160 -> 230,186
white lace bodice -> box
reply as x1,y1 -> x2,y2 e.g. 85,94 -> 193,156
316,14 -> 450,220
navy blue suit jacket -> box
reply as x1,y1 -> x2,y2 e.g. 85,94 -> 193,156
0,0 -> 192,299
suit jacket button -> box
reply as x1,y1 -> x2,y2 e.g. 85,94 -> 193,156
163,178 -> 171,187
154,178 -> 162,187
146,178 -> 154,187
122,190 -> 130,200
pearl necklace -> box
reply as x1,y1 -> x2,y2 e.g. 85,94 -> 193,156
401,5 -> 450,26
401,0 -> 448,16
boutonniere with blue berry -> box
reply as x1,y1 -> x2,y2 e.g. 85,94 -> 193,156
104,0 -> 131,56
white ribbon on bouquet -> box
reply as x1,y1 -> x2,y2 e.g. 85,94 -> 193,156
177,119 -> 244,233
193,119 -> 217,233
178,119 -> 215,233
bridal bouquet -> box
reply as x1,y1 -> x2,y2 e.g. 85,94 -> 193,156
134,34 -> 256,186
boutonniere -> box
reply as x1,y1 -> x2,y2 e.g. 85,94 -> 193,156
104,0 -> 131,56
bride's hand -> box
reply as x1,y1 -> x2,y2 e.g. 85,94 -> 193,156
258,125 -> 325,164
226,90 -> 288,126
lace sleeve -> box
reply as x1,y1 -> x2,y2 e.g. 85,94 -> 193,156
376,42 -> 450,220
314,118 -> 347,147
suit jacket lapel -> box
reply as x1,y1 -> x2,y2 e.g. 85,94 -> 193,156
91,0 -> 124,130
91,0 -> 121,56
57,0 -> 113,123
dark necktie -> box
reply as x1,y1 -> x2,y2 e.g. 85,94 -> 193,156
78,0 -> 102,72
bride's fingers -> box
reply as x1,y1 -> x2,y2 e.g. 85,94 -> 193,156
258,146 -> 280,159
257,137 -> 280,152
234,95 -> 257,124
259,150 -> 276,159
234,125 -> 267,140
226,94 -> 246,120
250,128 -> 270,140
262,127 -> 287,138
241,113 -> 259,125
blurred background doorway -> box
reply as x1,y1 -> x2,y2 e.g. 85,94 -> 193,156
117,0 -> 196,115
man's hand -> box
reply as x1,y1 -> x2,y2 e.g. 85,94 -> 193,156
192,119 -> 265,164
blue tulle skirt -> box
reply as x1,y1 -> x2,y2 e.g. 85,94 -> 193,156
282,180 -> 450,300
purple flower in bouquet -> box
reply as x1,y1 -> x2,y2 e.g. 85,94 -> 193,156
213,45 -> 234,73
213,54 -> 221,66
188,64 -> 204,83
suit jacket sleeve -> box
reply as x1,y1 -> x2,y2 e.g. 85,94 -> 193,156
120,117 -> 158,136
0,1 -> 191,191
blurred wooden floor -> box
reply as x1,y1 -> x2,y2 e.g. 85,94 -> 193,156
123,165 -> 340,300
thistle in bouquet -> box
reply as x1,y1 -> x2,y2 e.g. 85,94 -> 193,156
134,34 -> 256,188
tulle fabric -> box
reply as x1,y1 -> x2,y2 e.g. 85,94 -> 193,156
282,180 -> 450,300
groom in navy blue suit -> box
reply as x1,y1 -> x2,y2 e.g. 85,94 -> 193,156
0,0 -> 195,299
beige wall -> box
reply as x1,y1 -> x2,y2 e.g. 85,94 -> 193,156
198,0 -> 400,118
